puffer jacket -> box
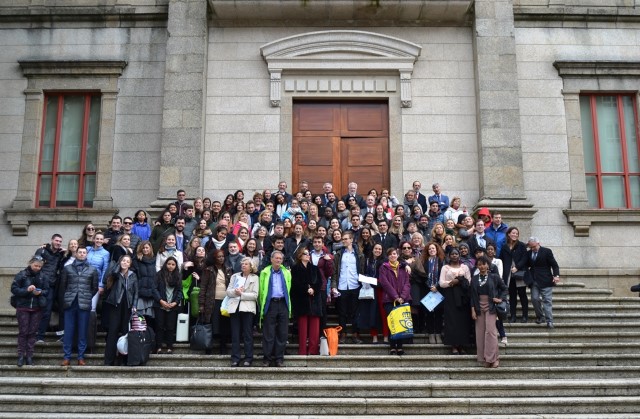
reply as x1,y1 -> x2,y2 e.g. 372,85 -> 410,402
11,267 -> 48,310
60,260 -> 99,311
133,256 -> 160,302
104,270 -> 138,309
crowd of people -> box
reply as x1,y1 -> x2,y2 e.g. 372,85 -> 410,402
10,180 -> 561,369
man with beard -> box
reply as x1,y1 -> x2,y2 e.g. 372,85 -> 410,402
35,234 -> 66,343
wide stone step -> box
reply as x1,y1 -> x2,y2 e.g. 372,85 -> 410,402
1,377 -> 639,398
1,352 -> 638,369
2,364 -> 640,380
1,416 -> 639,419
0,394 -> 637,415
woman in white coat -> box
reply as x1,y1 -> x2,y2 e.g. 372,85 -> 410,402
225,257 -> 259,367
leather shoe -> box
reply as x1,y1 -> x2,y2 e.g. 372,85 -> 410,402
261,360 -> 270,367
17,357 -> 24,367
61,359 -> 70,366
26,357 -> 33,366
509,316 -> 516,323
535,317 -> 544,324
275,361 -> 284,367
520,316 -> 528,323
77,359 -> 86,366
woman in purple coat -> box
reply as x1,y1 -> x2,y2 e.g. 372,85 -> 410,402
378,247 -> 412,355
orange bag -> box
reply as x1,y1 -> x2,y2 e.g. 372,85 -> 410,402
323,326 -> 342,356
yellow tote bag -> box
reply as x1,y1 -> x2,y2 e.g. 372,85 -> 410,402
387,303 -> 414,340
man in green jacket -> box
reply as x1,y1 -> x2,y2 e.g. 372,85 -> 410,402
258,250 -> 291,367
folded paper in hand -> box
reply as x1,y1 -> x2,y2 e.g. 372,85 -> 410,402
421,291 -> 444,312
358,274 -> 377,286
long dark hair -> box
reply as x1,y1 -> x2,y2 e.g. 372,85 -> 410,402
158,256 -> 181,287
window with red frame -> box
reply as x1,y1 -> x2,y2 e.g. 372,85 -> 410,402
38,93 -> 101,208
580,94 -> 640,209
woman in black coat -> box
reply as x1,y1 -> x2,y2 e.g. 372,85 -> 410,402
11,256 -> 47,366
290,247 -> 322,355
154,256 -> 183,354
133,241 -> 160,331
499,227 -> 529,323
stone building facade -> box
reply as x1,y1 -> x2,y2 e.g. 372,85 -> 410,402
0,0 -> 639,300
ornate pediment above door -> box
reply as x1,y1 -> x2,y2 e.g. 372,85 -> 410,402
260,30 -> 421,107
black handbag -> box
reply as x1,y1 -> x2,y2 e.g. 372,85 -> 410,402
495,300 -> 510,321
190,319 -> 213,350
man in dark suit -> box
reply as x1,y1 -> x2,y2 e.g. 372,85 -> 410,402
373,220 -> 399,253
467,219 -> 496,255
428,182 -> 450,213
413,180 -> 428,213
527,237 -> 560,329
341,182 -> 366,209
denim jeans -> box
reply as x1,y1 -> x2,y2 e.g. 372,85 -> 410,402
63,298 -> 90,360
531,283 -> 553,323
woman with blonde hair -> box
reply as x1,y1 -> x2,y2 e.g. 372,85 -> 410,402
389,215 -> 404,241
226,257 -> 259,366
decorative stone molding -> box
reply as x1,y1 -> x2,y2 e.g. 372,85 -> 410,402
554,60 -> 640,236
563,209 -> 640,237
7,60 -> 125,235
4,208 -> 119,236
260,30 -> 421,108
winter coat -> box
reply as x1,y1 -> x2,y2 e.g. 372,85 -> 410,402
155,273 -> 183,309
225,272 -> 259,315
199,265 -> 232,321
378,261 -> 412,305
290,262 -> 323,318
86,246 -> 110,287
60,261 -> 99,311
133,257 -> 160,302
104,270 -> 138,309
11,266 -> 48,310
34,244 -> 65,286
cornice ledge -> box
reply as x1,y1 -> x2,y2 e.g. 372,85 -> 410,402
563,208 -> 640,237
554,60 -> 640,78
19,60 -> 128,77
4,207 -> 119,236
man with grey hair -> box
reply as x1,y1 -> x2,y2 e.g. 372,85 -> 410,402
526,237 -> 560,329
258,250 -> 291,367
428,182 -> 450,213
341,182 -> 366,209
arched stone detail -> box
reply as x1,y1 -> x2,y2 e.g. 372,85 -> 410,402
260,30 -> 421,108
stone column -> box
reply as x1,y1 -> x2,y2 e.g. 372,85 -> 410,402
152,0 -> 207,207
472,0 -> 535,234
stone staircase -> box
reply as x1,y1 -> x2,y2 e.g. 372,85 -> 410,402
1,281 -> 640,418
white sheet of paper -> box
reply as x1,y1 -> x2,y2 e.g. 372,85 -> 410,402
358,274 -> 377,286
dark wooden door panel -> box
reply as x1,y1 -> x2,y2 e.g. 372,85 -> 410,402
293,102 -> 389,195
341,103 -> 388,137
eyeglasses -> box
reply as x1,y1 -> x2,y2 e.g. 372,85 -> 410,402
32,255 -> 44,261
402,247 -> 412,250
86,227 -> 95,231
302,252 -> 310,256
123,221 -> 132,225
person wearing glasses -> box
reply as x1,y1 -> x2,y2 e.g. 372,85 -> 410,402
291,248 -> 323,355
122,217 -> 142,252
331,231 -> 364,344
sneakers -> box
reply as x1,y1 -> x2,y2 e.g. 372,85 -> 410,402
35,339 -> 45,344
500,337 -> 508,346
17,357 -> 24,367
547,321 -> 554,329
428,334 -> 436,344
535,317 -> 544,324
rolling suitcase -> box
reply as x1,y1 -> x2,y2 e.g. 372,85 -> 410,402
176,312 -> 189,342
127,328 -> 154,366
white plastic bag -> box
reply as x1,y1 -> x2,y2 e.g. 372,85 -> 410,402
319,337 -> 329,356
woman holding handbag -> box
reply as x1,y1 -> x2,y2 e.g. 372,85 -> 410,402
359,243 -> 385,344
11,256 -> 47,367
291,248 -> 323,355
199,249 -> 232,354
226,257 -> 259,366
499,227 -> 529,323
103,255 -> 138,366
154,256 -> 183,354
378,247 -> 412,355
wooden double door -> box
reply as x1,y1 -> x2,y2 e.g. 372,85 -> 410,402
292,102 -> 390,196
